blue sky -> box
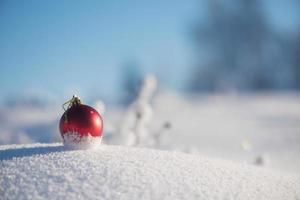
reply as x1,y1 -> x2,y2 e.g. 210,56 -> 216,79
0,0 -> 199,102
0,0 -> 299,102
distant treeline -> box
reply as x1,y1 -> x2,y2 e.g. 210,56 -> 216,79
189,0 -> 300,92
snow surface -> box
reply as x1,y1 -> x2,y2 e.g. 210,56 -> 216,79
1,92 -> 300,173
108,92 -> 300,173
1,143 -> 300,200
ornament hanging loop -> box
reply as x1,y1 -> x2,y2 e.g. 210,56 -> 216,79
62,95 -> 82,111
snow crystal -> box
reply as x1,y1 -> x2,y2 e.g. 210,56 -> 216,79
62,132 -> 102,150
0,143 -> 299,200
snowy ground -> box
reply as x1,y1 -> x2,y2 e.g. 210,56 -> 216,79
1,143 -> 299,200
1,91 -> 300,174
106,91 -> 300,174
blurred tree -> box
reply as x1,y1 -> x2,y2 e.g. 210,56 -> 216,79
120,61 -> 143,105
294,36 -> 300,89
189,0 -> 300,92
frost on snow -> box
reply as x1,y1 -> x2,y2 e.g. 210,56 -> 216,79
62,132 -> 102,150
0,143 -> 299,200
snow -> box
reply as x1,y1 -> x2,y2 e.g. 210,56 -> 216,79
1,91 -> 300,174
1,143 -> 300,200
106,92 -> 300,174
62,132 -> 102,150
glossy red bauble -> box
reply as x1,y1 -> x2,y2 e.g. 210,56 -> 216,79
59,104 -> 103,140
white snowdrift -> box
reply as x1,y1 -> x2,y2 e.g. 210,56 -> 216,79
0,143 -> 299,200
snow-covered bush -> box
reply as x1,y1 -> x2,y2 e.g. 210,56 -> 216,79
114,74 -> 171,148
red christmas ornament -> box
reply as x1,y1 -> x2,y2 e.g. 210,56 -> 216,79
59,95 -> 103,147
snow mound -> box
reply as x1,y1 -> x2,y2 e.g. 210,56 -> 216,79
0,143 -> 299,200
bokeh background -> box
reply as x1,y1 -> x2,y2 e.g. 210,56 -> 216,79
1,0 -> 300,173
